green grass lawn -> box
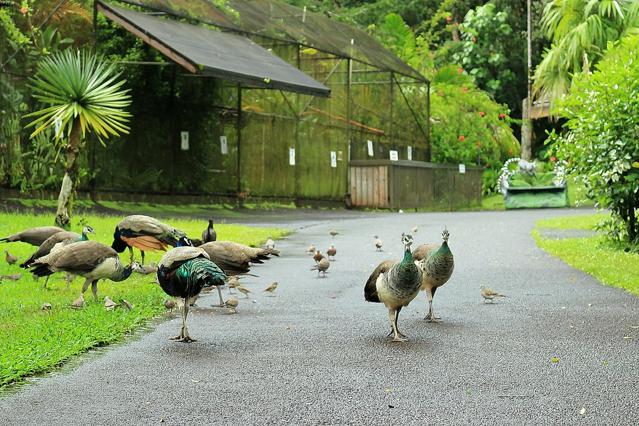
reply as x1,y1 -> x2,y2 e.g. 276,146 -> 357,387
533,213 -> 639,296
0,212 -> 288,387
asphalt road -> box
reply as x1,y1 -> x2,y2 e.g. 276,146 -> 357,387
1,209 -> 638,425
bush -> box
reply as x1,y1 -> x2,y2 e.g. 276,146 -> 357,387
551,35 -> 639,246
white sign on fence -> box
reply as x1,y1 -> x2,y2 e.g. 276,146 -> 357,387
330,151 -> 337,168
289,148 -> 296,166
367,140 -> 374,157
407,146 -> 413,161
459,164 -> 466,174
180,131 -> 189,151
220,136 -> 228,154
389,150 -> 399,161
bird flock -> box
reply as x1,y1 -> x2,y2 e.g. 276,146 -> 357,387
1,216 -> 508,345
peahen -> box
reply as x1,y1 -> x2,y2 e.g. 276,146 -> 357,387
205,241 -> 279,264
30,241 -> 140,302
111,215 -> 186,265
201,219 -> 217,243
157,246 -> 227,342
1,226 -> 64,247
21,226 -> 95,288
365,234 -> 422,342
412,228 -> 455,322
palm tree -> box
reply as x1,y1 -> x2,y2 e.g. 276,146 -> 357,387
533,0 -> 639,103
25,50 -> 131,227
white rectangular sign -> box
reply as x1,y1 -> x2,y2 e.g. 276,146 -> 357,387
289,148 -> 296,166
367,140 -> 374,157
407,146 -> 413,161
459,164 -> 466,174
330,151 -> 337,168
180,131 -> 189,151
220,136 -> 228,154
389,150 -> 399,161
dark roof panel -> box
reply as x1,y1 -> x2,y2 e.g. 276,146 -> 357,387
98,2 -> 330,97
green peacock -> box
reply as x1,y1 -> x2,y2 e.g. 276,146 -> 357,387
364,234 -> 422,342
412,228 -> 455,322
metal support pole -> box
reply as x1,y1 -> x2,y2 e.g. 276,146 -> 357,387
236,84 -> 242,206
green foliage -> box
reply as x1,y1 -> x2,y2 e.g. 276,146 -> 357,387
0,211 -> 289,386
25,50 -> 132,141
551,34 -> 639,245
509,171 -> 556,188
534,0 -> 639,102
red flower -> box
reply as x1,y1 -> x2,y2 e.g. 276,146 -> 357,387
550,156 -> 557,162
499,113 -> 506,119
446,16 -> 453,23
457,67 -> 464,74
20,6 -> 28,14
458,135 -> 465,142
479,111 -> 485,117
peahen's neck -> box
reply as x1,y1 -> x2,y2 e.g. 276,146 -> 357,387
436,240 -> 451,255
110,260 -> 134,282
80,232 -> 89,241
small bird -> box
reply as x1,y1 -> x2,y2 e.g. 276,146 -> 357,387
374,236 -> 383,251
0,273 -> 21,281
264,237 -> 275,250
227,276 -> 240,293
120,299 -> 133,311
41,303 -> 52,311
480,286 -> 507,303
202,219 -> 217,243
104,296 -> 118,311
70,294 -> 84,309
311,257 -> 330,277
365,234 -> 422,342
329,229 -> 339,238
307,244 -> 316,255
164,299 -> 176,312
313,250 -> 324,263
412,226 -> 418,233
134,262 -> 158,275
225,297 -> 239,313
264,282 -> 278,295
413,228 -> 455,322
327,244 -> 337,260
4,250 -> 18,265
236,285 -> 252,299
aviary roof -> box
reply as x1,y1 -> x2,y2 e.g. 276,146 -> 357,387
114,0 -> 427,82
97,1 -> 331,97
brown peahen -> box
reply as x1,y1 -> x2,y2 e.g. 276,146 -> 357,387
201,219 -> 217,243
1,226 -> 64,247
365,234 -> 422,342
412,228 -> 455,322
111,215 -> 186,265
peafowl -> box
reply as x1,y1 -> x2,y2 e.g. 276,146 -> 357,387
111,215 -> 186,265
30,241 -> 140,302
412,229 -> 454,322
206,241 -> 279,264
311,257 -> 330,277
327,244 -> 337,260
201,219 -> 217,243
21,226 -> 95,288
365,234 -> 422,342
1,226 -> 64,247
157,246 -> 227,342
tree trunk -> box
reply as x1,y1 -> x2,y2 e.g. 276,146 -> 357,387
55,119 -> 82,229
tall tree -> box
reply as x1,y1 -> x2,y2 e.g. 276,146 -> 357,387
534,0 -> 639,103
25,50 -> 131,227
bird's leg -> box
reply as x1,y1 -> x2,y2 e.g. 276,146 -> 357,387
213,286 -> 225,307
170,300 -> 187,341
65,273 -> 73,289
394,307 -> 407,339
81,278 -> 91,296
91,280 -> 99,302
128,246 -> 134,263
42,276 -> 50,289
387,308 -> 407,342
141,251 -> 145,267
181,303 -> 195,343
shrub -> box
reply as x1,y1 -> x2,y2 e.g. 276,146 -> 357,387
550,35 -> 639,246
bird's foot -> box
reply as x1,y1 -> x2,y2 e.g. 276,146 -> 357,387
180,336 -> 196,343
391,334 -> 408,342
210,303 -> 225,308
387,330 -> 407,339
424,315 -> 442,323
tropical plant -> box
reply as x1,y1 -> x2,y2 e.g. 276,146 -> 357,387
25,49 -> 131,227
549,34 -> 639,246
534,0 -> 639,103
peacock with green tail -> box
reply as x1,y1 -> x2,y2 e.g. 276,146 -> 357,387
412,228 -> 455,322
364,234 -> 422,342
157,246 -> 227,343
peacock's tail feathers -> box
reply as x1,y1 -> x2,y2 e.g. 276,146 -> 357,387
122,236 -> 168,252
177,258 -> 227,290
